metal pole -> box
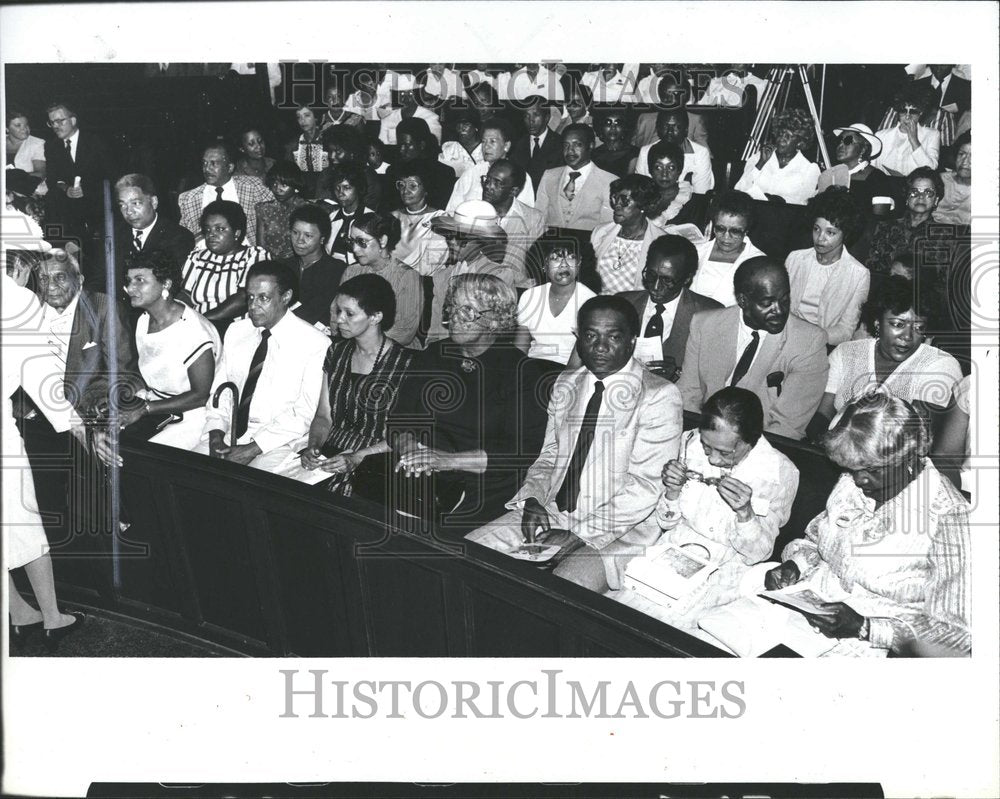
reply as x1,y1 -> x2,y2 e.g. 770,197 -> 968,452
103,179 -> 122,591
799,65 -> 831,169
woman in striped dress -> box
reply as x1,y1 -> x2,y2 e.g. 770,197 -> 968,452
180,200 -> 269,332
295,274 -> 413,496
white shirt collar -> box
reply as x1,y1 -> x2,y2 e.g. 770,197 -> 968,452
564,160 -> 594,183
135,213 -> 159,240
737,308 -> 769,344
847,160 -> 870,176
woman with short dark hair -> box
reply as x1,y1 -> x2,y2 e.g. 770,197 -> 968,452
785,187 -> 870,345
647,386 -> 800,627
234,126 -> 276,180
591,106 -> 639,178
872,84 -> 941,176
768,392 -> 971,656
691,191 -> 765,307
645,140 -> 693,226
286,104 -> 327,198
866,166 -> 944,275
284,203 -> 348,328
254,160 -> 308,259
319,162 -> 373,266
438,105 -> 484,178
590,173 -> 664,294
806,276 -> 962,440
281,274 -> 414,497
935,131 -> 971,225
385,116 -> 456,210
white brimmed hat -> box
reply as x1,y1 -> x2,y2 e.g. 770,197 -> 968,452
430,200 -> 505,239
832,123 -> 882,159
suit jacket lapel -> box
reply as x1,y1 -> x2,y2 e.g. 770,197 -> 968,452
712,306 -> 742,387
745,324 -> 785,388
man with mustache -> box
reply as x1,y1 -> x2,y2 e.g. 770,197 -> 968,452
677,256 -> 828,441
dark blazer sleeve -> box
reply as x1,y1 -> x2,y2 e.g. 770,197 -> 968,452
148,219 -> 197,269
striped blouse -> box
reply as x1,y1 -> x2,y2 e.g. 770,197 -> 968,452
181,245 -> 270,315
783,463 -> 971,655
321,337 -> 413,494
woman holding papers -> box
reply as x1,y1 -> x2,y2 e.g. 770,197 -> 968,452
766,392 -> 972,656
645,388 -> 799,626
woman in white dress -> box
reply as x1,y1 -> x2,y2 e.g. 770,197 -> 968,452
118,250 -> 220,449
514,244 -> 596,364
3,271 -> 84,649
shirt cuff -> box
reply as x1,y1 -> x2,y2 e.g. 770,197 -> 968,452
866,617 -> 895,650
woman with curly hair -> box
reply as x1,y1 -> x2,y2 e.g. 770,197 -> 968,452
644,140 -> 693,227
872,84 -> 941,176
734,107 -> 820,205
772,392 -> 970,657
388,273 -> 551,523
590,173 -> 664,294
785,187 -> 870,345
866,166 -> 944,275
805,275 -> 961,439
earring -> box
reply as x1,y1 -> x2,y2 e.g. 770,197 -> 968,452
161,288 -> 170,300
873,323 -> 881,336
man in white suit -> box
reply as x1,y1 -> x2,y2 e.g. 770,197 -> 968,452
533,123 -> 615,234
677,256 -> 829,441
466,295 -> 684,592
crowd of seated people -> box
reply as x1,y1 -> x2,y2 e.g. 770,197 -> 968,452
3,61 -> 978,657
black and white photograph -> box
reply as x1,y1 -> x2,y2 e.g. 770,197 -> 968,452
2,2 -> 998,798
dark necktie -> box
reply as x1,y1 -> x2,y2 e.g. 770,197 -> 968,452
235,329 -> 271,439
729,331 -> 760,387
132,229 -> 144,252
65,139 -> 73,161
215,186 -> 224,202
563,170 -> 581,201
532,136 -> 540,157
555,380 -> 605,514
644,303 -> 666,338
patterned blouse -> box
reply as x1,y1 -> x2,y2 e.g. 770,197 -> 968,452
782,463 -> 971,654
866,215 -> 937,275
320,337 -> 413,495
181,245 -> 270,315
255,196 -> 308,260
597,235 -> 644,295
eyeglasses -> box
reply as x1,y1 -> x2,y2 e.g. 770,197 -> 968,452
895,105 -> 921,116
546,251 -> 581,266
480,176 -> 511,190
907,188 -> 937,198
642,271 -> 683,288
838,134 -> 861,145
47,117 -> 72,128
444,304 -> 492,323
349,237 -> 375,249
395,180 -> 424,192
713,225 -> 746,237
609,193 -> 636,208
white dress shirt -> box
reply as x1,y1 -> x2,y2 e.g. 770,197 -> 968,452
581,69 -> 637,103
25,294 -> 84,432
871,124 -> 941,174
633,293 -> 681,365
501,66 -> 566,102
445,159 -> 535,212
727,313 -> 769,386
201,179 -> 239,209
203,310 -> 329,455
422,68 -> 462,100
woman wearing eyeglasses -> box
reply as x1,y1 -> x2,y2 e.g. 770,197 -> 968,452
805,275 -> 961,442
391,161 -> 448,273
690,191 -> 765,307
514,243 -> 596,364
385,117 -> 456,211
645,387 -> 799,628
872,85 -> 941,176
390,273 -> 551,525
590,174 -> 664,294
768,392 -> 970,657
866,167 -> 943,275
341,211 -> 422,347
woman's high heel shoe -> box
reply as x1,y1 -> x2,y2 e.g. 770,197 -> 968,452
42,612 -> 86,652
9,620 -> 44,648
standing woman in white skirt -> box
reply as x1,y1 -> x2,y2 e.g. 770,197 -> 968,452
3,270 -> 85,650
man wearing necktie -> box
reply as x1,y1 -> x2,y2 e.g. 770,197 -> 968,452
199,261 -> 329,467
618,234 -> 722,381
677,257 -> 829,441
467,295 -> 683,593
177,141 -> 274,247
511,94 -> 564,191
114,174 -> 195,289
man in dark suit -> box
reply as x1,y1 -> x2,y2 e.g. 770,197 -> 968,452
511,94 -> 563,190
677,257 -> 828,441
43,101 -> 117,281
618,234 -> 722,382
114,174 -> 195,289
